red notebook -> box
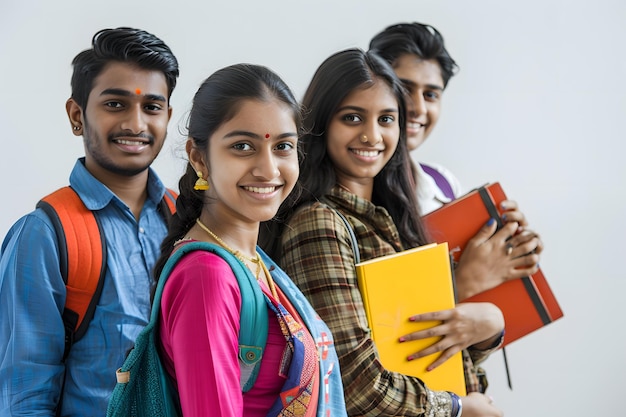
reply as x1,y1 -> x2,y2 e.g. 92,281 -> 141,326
422,182 -> 563,346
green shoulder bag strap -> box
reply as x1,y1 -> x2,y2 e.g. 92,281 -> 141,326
107,241 -> 269,417
154,241 -> 269,391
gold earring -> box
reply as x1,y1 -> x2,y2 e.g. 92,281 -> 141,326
360,134 -> 368,143
194,171 -> 209,191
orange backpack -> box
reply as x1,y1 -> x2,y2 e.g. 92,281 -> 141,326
36,186 -> 177,360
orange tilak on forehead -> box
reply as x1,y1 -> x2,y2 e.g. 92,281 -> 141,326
135,88 -> 142,95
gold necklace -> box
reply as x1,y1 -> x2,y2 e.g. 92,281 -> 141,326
195,218 -> 261,280
260,261 -> 279,300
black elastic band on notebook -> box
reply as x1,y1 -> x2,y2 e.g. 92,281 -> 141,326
521,277 -> 552,325
478,187 -> 503,228
479,187 -> 552,325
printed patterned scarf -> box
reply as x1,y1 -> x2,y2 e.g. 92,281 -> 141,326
264,289 -> 319,417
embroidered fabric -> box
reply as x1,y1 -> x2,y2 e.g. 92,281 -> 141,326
265,292 -> 319,417
425,390 -> 453,417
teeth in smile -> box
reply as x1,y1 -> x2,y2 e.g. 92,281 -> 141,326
116,139 -> 146,146
408,122 -> 423,129
244,186 -> 276,194
353,149 -> 379,157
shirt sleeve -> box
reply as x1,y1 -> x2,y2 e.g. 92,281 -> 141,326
279,205 -> 453,417
159,251 -> 243,417
0,213 -> 67,416
467,330 -> 505,366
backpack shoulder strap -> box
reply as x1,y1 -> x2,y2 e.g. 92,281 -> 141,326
333,209 -> 360,264
318,198 -> 360,264
155,241 -> 268,392
162,188 -> 178,214
158,188 -> 178,225
36,186 -> 107,361
420,163 -> 456,200
36,186 -> 177,360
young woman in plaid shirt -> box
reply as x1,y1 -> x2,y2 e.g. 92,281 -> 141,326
261,49 -> 504,417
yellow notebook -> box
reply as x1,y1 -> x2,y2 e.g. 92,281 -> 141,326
355,242 -> 467,395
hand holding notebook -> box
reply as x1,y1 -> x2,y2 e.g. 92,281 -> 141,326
451,196 -> 542,301
400,301 -> 504,371
422,182 -> 563,346
356,242 -> 467,395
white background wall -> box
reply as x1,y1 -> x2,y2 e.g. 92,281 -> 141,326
1,1 -> 624,415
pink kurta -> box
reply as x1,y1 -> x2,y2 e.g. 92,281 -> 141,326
159,250 -> 288,417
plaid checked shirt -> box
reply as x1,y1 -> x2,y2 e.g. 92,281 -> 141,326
279,186 -> 499,416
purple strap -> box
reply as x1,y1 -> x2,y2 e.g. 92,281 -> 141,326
420,163 -> 455,200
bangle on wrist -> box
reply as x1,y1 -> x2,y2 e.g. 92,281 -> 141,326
447,392 -> 462,417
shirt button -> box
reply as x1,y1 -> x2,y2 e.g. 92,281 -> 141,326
139,227 -> 145,234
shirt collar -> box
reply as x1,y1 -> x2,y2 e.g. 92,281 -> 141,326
325,185 -> 377,217
68,157 -> 166,211
324,184 -> 403,251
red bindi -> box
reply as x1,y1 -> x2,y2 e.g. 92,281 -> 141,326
135,88 -> 142,95
265,133 -> 270,139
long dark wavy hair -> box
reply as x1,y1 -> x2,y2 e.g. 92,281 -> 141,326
260,48 -> 429,258
153,64 -> 302,281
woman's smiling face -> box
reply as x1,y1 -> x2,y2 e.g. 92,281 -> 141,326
198,98 -> 299,225
326,80 -> 400,198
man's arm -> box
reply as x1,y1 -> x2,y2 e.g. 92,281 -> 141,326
0,212 -> 67,415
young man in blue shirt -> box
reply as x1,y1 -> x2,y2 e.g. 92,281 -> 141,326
0,27 -> 179,416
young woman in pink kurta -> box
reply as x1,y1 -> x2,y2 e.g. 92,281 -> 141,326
159,252 -> 310,416
151,64 -> 347,417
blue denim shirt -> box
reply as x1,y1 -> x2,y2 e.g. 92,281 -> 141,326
0,158 -> 170,416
